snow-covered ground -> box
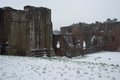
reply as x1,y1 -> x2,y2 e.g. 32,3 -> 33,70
72,51 -> 120,65
0,51 -> 120,80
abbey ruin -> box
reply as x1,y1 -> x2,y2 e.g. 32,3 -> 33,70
0,6 -> 120,57
53,19 -> 120,57
0,6 -> 53,56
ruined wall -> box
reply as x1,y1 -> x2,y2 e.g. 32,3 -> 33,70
60,26 -> 83,57
60,21 -> 120,56
24,6 -> 53,56
53,34 -> 66,56
0,7 -> 12,44
101,22 -> 120,51
0,8 -> 4,43
8,10 -> 29,56
0,6 -> 53,56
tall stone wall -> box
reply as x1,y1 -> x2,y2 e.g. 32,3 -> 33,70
0,6 -> 53,56
0,7 -> 12,44
8,10 -> 29,56
24,6 -> 53,56
0,8 -> 4,43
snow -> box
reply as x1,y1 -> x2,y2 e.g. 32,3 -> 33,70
0,51 -> 120,80
72,51 -> 120,65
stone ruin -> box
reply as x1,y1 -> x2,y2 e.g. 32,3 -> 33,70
53,20 -> 120,57
0,6 -> 54,56
0,6 -> 120,57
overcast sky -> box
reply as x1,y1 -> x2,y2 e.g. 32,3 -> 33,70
1,0 -> 120,30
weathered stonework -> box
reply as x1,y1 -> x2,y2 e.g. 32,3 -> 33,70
57,20 -> 120,56
0,6 -> 53,56
1,6 -> 120,57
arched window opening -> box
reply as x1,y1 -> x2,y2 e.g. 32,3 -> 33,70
83,40 -> 86,50
91,35 -> 98,46
56,41 -> 60,48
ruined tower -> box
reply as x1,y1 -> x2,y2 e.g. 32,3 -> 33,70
0,6 -> 53,56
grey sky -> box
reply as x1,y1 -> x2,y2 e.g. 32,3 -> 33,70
0,0 -> 120,30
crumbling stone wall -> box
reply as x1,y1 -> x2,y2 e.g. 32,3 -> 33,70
0,6 -> 53,56
8,10 -> 29,56
100,22 -> 120,51
24,6 -> 53,56
60,20 -> 120,56
0,7 -> 12,44
53,34 -> 66,56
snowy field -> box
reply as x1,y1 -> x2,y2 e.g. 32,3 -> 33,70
0,51 -> 120,80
